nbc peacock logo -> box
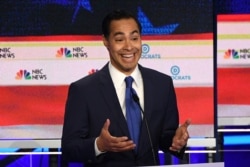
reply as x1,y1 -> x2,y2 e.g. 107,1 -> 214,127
224,49 -> 239,59
55,47 -> 88,58
88,69 -> 99,75
15,70 -> 32,80
15,69 -> 47,80
56,48 -> 72,58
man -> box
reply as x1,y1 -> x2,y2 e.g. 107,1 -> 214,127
61,9 -> 190,166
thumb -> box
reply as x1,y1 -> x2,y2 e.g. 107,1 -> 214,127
182,119 -> 191,128
103,119 -> 110,131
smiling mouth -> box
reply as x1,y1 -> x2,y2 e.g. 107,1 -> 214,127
122,54 -> 134,58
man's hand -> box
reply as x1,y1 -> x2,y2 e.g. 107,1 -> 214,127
170,119 -> 191,152
96,119 -> 136,152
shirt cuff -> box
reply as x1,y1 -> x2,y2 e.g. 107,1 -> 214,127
94,137 -> 105,156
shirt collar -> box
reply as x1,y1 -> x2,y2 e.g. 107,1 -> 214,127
108,62 -> 141,88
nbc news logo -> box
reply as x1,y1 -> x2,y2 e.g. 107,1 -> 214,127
15,69 -> 47,80
0,48 -> 15,59
56,47 -> 88,58
88,69 -> 99,75
224,49 -> 250,59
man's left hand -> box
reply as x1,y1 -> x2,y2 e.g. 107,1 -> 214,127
170,119 -> 191,152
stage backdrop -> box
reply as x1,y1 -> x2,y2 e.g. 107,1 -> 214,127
217,14 -> 250,126
0,1 -> 214,140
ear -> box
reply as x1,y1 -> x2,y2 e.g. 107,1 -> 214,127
102,35 -> 109,48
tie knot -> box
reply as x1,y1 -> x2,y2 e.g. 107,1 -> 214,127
125,76 -> 134,88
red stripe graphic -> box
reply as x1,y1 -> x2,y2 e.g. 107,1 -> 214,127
217,14 -> 250,22
0,33 -> 213,42
175,87 -> 214,124
0,86 -> 213,126
218,68 -> 250,104
0,86 -> 68,126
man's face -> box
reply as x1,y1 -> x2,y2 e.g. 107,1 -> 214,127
103,18 -> 142,75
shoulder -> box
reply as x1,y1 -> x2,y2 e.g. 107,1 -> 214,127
71,63 -> 109,87
139,65 -> 172,81
71,71 -> 100,88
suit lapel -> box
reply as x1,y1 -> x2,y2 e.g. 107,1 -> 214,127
137,66 -> 155,155
98,64 -> 155,155
142,79 -> 154,122
98,64 -> 130,136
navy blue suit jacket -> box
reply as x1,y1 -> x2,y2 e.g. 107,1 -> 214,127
61,63 -> 180,166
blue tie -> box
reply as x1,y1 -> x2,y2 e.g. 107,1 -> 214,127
125,76 -> 142,151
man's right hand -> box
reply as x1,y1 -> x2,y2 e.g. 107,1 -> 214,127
96,119 -> 136,152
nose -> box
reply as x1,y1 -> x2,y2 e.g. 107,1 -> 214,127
123,39 -> 133,50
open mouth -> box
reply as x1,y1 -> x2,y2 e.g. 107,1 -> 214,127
122,54 -> 134,58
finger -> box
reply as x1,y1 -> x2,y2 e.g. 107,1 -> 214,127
108,135 -> 133,146
182,119 -> 191,128
109,136 -> 133,144
169,146 -> 178,152
182,132 -> 189,140
172,137 -> 188,147
116,144 -> 136,151
113,139 -> 135,148
111,141 -> 136,152
169,145 -> 181,152
170,140 -> 185,151
113,136 -> 129,142
177,130 -> 189,141
103,119 -> 110,131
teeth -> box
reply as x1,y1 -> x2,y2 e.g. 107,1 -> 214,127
123,54 -> 133,58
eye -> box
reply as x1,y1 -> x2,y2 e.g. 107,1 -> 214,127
115,38 -> 123,42
132,37 -> 139,41
131,34 -> 140,41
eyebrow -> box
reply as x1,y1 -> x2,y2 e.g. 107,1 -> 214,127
113,30 -> 140,37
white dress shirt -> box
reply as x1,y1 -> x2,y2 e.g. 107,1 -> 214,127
95,62 -> 144,156
109,62 -> 144,117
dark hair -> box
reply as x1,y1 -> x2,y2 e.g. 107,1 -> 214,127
102,9 -> 142,39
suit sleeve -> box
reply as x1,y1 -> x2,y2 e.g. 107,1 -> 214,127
159,78 -> 186,158
61,82 -> 97,163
